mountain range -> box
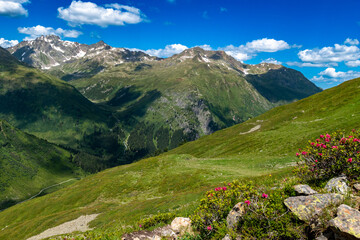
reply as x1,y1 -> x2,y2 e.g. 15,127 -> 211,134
6,36 -> 321,161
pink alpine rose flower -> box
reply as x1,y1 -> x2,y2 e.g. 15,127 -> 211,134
244,200 -> 251,205
326,134 -> 331,138
348,158 -> 353,163
262,193 -> 268,198
207,226 -> 212,231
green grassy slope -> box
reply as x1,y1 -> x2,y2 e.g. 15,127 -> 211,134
0,120 -> 82,210
0,77 -> 358,239
0,47 -> 110,147
171,77 -> 360,158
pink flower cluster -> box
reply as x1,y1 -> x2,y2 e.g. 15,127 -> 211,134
207,225 -> 212,231
262,193 -> 268,198
215,187 -> 227,191
244,200 -> 251,205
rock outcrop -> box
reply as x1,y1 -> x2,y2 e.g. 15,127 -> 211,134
170,217 -> 193,236
294,184 -> 318,196
329,204 -> 360,240
226,202 -> 246,229
325,177 -> 349,195
284,194 -> 344,222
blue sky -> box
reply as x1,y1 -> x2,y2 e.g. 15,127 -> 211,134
1,0 -> 360,89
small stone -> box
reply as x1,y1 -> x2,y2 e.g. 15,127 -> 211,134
294,184 -> 318,196
171,217 -> 193,236
353,183 -> 360,192
222,234 -> 231,240
284,194 -> 344,222
325,177 -> 349,195
329,204 -> 360,239
226,202 -> 246,229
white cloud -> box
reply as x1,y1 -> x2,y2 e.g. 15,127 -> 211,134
58,1 -> 146,27
144,44 -> 188,58
344,38 -> 359,45
298,43 -> 360,63
0,0 -> 29,17
245,38 -> 290,52
346,60 -> 360,67
196,44 -> 212,51
311,67 -> 360,83
0,37 -> 19,48
261,58 -> 282,65
220,38 -> 292,62
18,25 -> 83,40
286,61 -> 338,68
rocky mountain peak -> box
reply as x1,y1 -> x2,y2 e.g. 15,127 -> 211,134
8,35 -> 157,70
37,35 -> 61,42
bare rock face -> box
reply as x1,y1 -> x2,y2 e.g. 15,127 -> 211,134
284,194 -> 344,222
226,202 -> 246,229
325,177 -> 349,195
329,204 -> 360,240
170,217 -> 193,236
294,184 -> 318,196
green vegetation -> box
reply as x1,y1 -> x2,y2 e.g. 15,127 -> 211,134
138,212 -> 176,229
0,47 -> 110,149
245,67 -> 320,102
0,47 -> 132,171
0,76 -> 358,239
0,120 -> 83,210
190,178 -> 304,239
295,130 -> 360,182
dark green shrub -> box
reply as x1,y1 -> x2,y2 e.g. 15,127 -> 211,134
295,130 -> 360,181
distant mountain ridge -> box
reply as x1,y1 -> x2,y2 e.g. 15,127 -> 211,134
8,35 -> 158,71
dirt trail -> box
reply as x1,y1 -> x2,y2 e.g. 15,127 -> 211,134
27,214 -> 99,240
239,125 -> 261,135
